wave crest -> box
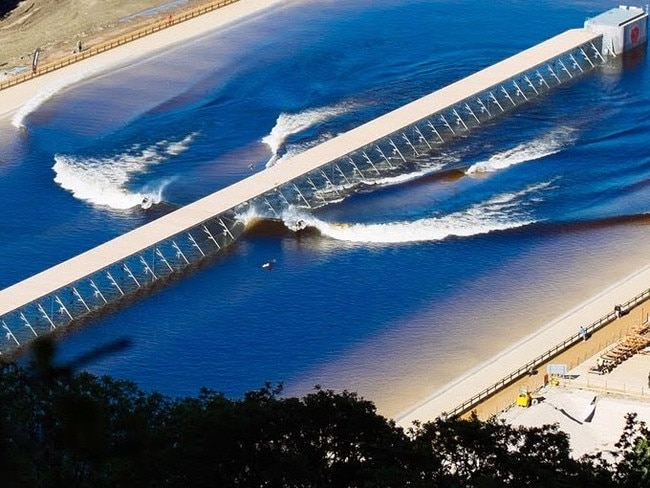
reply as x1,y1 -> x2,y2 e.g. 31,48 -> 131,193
465,127 -> 576,175
280,182 -> 553,244
263,102 -> 358,167
53,134 -> 195,210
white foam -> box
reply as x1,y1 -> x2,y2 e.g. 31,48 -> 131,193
263,102 -> 358,167
364,162 -> 447,188
52,135 -> 194,210
235,205 -> 264,227
282,181 -> 553,244
309,152 -> 457,203
165,132 -> 198,155
465,127 -> 576,175
314,163 -> 445,201
271,133 -> 335,166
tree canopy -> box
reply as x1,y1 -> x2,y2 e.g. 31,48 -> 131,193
0,339 -> 648,487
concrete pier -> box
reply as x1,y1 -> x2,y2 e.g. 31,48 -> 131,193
2,8 -> 646,354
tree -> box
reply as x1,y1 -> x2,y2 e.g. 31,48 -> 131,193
2,338 -> 648,486
408,412 -> 606,487
611,413 -> 650,487
146,384 -> 416,487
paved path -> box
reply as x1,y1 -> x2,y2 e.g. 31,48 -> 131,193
397,266 -> 650,425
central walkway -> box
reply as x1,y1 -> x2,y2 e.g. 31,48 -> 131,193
0,25 -> 604,355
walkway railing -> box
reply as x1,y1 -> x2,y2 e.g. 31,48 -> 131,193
0,24 -> 608,357
0,0 -> 240,92
445,286 -> 650,419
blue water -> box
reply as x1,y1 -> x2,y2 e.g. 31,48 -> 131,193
2,0 -> 650,416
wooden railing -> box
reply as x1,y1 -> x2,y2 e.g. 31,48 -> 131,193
0,0 -> 240,92
445,285 -> 650,419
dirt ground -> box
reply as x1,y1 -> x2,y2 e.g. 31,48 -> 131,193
0,0 -> 208,75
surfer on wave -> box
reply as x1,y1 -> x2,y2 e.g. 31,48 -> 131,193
141,196 -> 152,209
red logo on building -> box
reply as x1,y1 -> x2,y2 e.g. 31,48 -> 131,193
631,25 -> 640,44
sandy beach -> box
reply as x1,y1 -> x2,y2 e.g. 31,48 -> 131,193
1,0 -> 205,75
396,264 -> 650,426
0,0 -> 286,120
0,0 -> 227,75
1,0 -> 649,436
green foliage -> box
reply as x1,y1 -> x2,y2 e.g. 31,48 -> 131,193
611,413 -> 650,487
1,338 -> 649,487
408,413 -> 604,487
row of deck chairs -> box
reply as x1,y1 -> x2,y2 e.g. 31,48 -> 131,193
589,324 -> 650,375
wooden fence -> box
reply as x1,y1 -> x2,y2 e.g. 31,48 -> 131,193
446,285 -> 650,418
0,0 -> 240,92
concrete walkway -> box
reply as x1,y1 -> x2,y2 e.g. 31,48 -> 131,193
397,265 -> 650,426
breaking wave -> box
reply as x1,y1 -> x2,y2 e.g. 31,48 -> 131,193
262,102 -> 358,167
359,152 -> 459,189
280,181 -> 553,244
465,127 -> 576,174
310,159 -> 452,205
53,133 -> 196,210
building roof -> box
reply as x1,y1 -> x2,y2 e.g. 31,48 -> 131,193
586,5 -> 646,28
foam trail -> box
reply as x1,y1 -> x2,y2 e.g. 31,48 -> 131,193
283,182 -> 553,244
263,102 -> 358,167
236,206 -> 264,228
364,158 -> 452,188
310,151 -> 458,204
53,134 -> 195,210
465,127 -> 576,175
166,133 -> 197,155
271,133 -> 334,166
313,163 -> 446,202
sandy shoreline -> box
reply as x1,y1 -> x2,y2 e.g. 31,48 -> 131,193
397,262 -> 650,425
0,0 -> 286,122
1,0 -> 649,426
